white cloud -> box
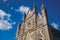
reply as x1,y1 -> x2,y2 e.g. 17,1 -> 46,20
12,22 -> 16,24
16,5 -> 30,14
51,22 -> 58,29
0,10 -> 11,20
11,7 -> 14,10
14,9 -> 19,12
0,20 -> 12,30
0,10 -> 16,30
3,0 -> 7,2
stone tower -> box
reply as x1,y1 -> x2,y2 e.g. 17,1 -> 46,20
16,4 -> 60,40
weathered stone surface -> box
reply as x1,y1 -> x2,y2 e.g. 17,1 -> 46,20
16,4 -> 60,40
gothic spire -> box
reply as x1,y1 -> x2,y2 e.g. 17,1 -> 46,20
41,4 -> 46,16
17,23 -> 21,34
33,3 -> 36,13
41,4 -> 45,10
41,4 -> 49,24
16,23 -> 21,39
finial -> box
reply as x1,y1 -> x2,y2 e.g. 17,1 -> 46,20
41,4 -> 45,9
42,4 -> 44,7
33,3 -> 36,13
34,3 -> 36,9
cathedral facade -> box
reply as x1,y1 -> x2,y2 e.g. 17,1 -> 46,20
16,4 -> 60,40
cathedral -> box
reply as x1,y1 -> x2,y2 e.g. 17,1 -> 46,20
16,4 -> 60,40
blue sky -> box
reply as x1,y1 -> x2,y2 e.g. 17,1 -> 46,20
0,0 -> 60,40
